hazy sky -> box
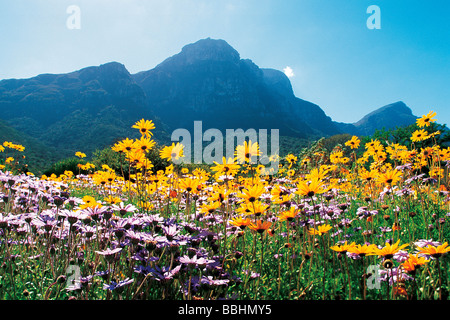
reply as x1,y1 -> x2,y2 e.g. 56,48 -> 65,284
1,0 -> 449,125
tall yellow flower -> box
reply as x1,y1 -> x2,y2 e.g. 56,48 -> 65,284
377,168 -> 402,187
330,151 -> 344,164
359,168 -> 379,184
308,224 -> 332,236
235,140 -> 261,164
133,136 -> 155,154
93,170 -> 116,186
401,254 -> 429,273
247,200 -> 269,216
235,202 -> 253,215
229,216 -> 251,229
160,142 -> 184,162
126,149 -> 147,166
416,111 -> 437,128
300,157 -> 310,166
345,136 -> 361,149
365,139 -> 382,151
75,151 -> 86,158
132,119 -> 155,137
368,240 -> 409,259
347,244 -> 377,257
295,178 -> 326,198
211,157 -> 240,176
285,154 -> 298,168
410,129 -> 429,143
417,242 -> 450,258
117,138 -> 136,154
199,201 -> 222,215
330,241 -> 356,254
272,193 -> 294,205
207,184 -> 232,203
237,183 -> 266,203
306,166 -> 331,181
278,206 -> 299,222
79,195 -> 102,209
248,220 -> 272,234
178,177 -> 200,193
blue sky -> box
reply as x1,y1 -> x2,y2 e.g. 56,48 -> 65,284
1,0 -> 449,125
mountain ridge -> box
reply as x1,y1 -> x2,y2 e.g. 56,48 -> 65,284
0,38 -> 419,172
333,101 -> 418,136
132,38 -> 342,139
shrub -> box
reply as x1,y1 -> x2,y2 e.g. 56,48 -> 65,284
43,157 -> 86,176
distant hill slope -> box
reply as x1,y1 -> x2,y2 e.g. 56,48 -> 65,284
333,101 -> 418,136
0,119 -> 59,173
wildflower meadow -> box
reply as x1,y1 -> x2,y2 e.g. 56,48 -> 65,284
1,111 -> 450,301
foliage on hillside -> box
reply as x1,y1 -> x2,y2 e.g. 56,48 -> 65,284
0,119 -> 59,174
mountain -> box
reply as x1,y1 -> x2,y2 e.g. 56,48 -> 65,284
333,101 -> 418,136
0,62 -> 170,162
0,37 -> 420,173
132,38 -> 341,139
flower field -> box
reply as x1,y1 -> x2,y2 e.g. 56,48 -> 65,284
1,111 -> 450,300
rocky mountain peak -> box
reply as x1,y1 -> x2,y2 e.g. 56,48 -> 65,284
156,38 -> 241,70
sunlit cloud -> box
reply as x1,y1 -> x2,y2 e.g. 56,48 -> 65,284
283,66 -> 294,78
